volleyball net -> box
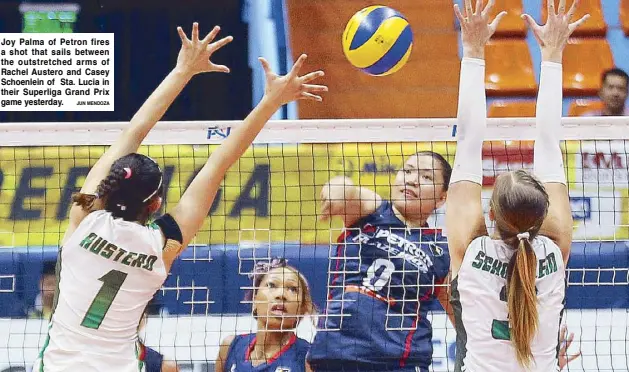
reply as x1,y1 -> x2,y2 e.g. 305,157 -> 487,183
0,117 -> 628,371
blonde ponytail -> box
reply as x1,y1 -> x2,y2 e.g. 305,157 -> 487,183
507,238 -> 539,367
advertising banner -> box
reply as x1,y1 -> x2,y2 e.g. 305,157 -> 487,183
1,140 -> 627,247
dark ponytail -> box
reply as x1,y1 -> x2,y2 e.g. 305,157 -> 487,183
72,153 -> 163,222
71,193 -> 98,211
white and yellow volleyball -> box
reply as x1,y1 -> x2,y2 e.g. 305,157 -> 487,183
342,5 -> 413,76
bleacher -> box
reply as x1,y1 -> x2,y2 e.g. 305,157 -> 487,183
482,0 -> 629,117
284,0 -> 629,119
285,0 -> 461,119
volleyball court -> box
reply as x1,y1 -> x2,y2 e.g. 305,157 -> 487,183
0,117 -> 627,371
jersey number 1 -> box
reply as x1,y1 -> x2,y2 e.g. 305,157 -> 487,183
81,269 -> 128,329
491,284 -> 539,340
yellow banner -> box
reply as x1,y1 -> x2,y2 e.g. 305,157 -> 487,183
0,142 -> 453,246
0,140 -> 627,247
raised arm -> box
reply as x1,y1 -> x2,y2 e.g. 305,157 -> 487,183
170,54 -> 327,249
318,176 -> 382,227
65,23 -> 232,241
446,0 -> 505,273
522,0 -> 589,264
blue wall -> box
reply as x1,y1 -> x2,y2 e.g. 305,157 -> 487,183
1,240 -> 627,318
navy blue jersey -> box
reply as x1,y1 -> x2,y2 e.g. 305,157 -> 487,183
224,333 -> 310,372
308,201 -> 449,371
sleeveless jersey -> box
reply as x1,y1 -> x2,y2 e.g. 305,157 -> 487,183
37,210 -> 178,372
224,333 -> 310,372
451,236 -> 566,372
308,201 -> 450,371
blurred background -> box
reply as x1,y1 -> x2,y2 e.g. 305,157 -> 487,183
287,0 -> 629,119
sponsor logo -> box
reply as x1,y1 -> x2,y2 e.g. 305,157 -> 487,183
581,151 -> 628,183
352,227 -> 434,272
429,243 -> 444,257
207,126 -> 231,140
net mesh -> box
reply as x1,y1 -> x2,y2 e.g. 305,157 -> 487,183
0,119 -> 628,371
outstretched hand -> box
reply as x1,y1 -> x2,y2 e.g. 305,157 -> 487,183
521,0 -> 589,62
454,0 -> 507,58
558,325 -> 582,370
259,54 -> 328,107
175,22 -> 233,76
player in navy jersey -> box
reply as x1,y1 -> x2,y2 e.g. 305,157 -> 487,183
308,152 -> 453,372
216,258 -> 316,372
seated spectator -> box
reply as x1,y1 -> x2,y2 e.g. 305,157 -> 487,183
28,261 -> 57,320
582,68 -> 629,116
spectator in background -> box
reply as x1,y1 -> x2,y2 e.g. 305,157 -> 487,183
28,261 -> 56,320
582,68 -> 629,116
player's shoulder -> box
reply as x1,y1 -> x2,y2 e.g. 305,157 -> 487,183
462,235 -> 491,256
533,235 -> 563,255
377,200 -> 403,222
227,333 -> 254,351
535,234 -> 557,245
80,209 -> 111,224
69,209 -> 113,237
291,336 -> 311,365
221,333 -> 237,346
349,199 -> 393,228
468,235 -> 488,246
220,333 -> 247,366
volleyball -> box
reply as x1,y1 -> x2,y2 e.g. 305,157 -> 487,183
342,5 -> 413,76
